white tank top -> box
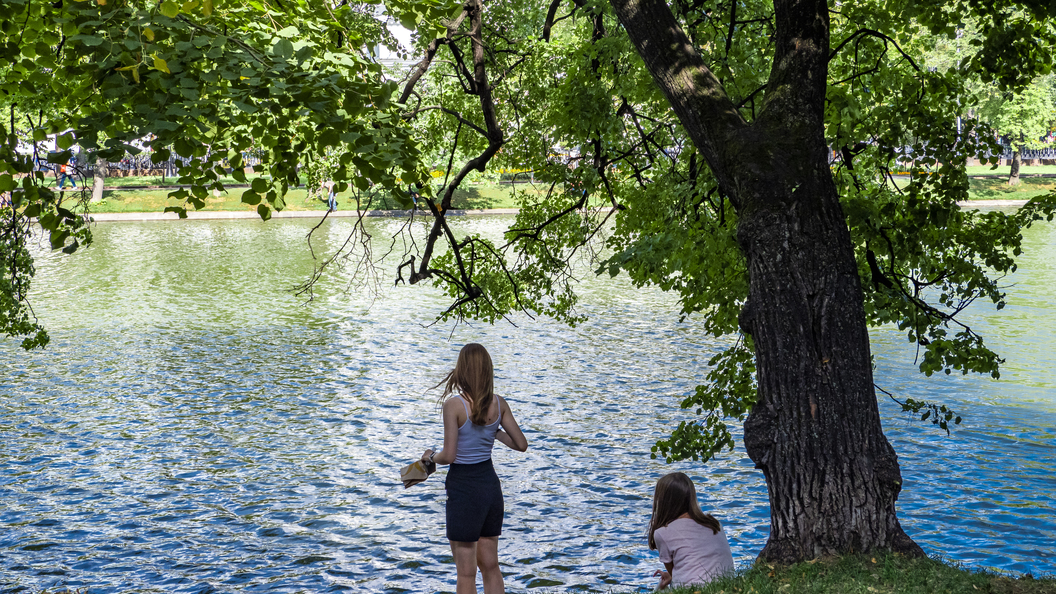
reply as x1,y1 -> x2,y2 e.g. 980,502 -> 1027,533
453,395 -> 501,464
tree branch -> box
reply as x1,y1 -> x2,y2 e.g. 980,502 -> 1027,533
403,105 -> 489,138
830,28 -> 921,73
398,9 -> 469,105
542,0 -> 563,41
608,0 -> 746,199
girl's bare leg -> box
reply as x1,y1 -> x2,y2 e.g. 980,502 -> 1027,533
450,540 -> 479,594
476,536 -> 504,594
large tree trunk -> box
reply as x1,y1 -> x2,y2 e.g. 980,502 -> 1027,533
1008,143 -> 1022,186
91,159 -> 107,203
610,0 -> 925,562
736,154 -> 922,562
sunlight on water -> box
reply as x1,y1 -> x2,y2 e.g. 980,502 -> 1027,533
1,214 -> 1053,592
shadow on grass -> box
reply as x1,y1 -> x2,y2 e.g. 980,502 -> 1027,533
451,186 -> 503,210
969,176 -> 1056,200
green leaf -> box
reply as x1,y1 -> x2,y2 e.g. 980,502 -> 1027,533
250,177 -> 267,193
47,151 -> 72,164
49,228 -> 70,250
78,34 -> 104,47
257,203 -> 271,220
241,189 -> 261,205
164,206 -> 188,219
152,55 -> 171,74
56,133 -> 75,150
151,149 -> 171,164
393,189 -> 414,209
160,0 -> 180,18
399,14 -> 418,30
273,39 -> 294,60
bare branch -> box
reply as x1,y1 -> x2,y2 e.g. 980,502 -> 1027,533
830,28 -> 921,73
399,9 -> 471,104
403,105 -> 489,138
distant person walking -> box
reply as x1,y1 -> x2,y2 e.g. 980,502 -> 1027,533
326,181 -> 337,211
57,160 -> 76,190
648,472 -> 735,590
408,184 -> 420,210
421,343 -> 528,594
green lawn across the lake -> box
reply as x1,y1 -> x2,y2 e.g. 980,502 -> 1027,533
966,164 -> 1056,177
964,165 -> 1056,201
61,179 -> 534,214
52,169 -> 1054,215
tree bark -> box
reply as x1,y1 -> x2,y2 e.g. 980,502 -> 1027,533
91,159 -> 107,203
1008,143 -> 1022,186
610,0 -> 925,562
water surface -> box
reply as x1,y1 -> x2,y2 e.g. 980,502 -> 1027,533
1,214 -> 1054,592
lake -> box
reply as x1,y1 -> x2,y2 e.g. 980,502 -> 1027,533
1,212 -> 1053,592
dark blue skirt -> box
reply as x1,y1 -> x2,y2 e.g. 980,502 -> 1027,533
445,458 -> 504,542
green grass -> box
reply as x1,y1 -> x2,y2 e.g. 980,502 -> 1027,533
965,164 -> 1056,201
881,170 -> 1050,202
98,174 -> 243,188
967,175 -> 1056,201
660,554 -> 1055,594
61,173 -> 1052,211
966,164 -> 1056,177
61,181 -> 534,214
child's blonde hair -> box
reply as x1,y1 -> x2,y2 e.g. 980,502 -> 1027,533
648,472 -> 722,549
436,343 -> 495,426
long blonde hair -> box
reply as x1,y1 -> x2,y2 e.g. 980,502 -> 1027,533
436,343 -> 495,426
648,472 -> 722,550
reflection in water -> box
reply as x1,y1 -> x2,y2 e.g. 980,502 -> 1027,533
1,215 -> 1054,592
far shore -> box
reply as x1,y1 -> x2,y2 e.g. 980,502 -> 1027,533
79,200 -> 1029,223
84,208 -> 521,222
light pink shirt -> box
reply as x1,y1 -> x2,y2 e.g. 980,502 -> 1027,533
654,517 -> 735,587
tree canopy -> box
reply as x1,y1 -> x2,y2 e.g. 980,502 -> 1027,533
383,0 -> 1056,456
1,0 -> 435,346
3,0 -> 1056,562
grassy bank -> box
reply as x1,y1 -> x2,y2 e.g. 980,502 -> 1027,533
49,172 -> 1052,216
966,164 -> 1056,177
966,175 -> 1056,202
660,554 -> 1055,594
56,180 -> 533,214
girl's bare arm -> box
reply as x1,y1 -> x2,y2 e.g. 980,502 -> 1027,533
497,397 -> 528,452
422,398 -> 461,465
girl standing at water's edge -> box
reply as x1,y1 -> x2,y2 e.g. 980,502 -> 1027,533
421,343 -> 528,594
